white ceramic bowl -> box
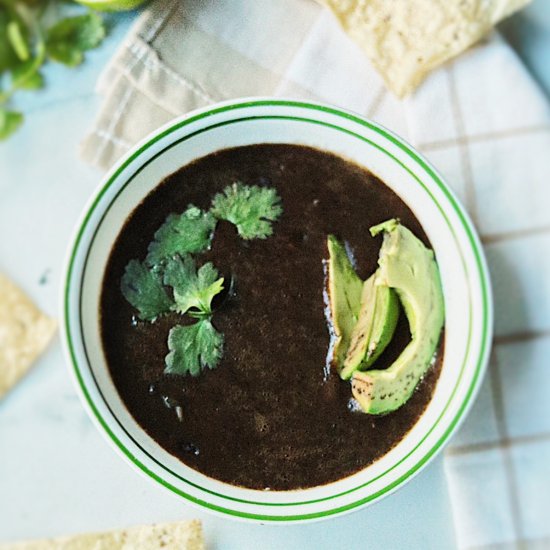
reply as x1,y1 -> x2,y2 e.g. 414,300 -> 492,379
61,99 -> 492,523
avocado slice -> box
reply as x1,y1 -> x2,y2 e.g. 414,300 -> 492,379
340,274 -> 399,380
326,235 -> 363,368
351,219 -> 445,414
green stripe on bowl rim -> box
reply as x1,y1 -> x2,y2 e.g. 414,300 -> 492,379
63,99 -> 492,521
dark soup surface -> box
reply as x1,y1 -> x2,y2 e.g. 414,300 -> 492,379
100,144 -> 443,490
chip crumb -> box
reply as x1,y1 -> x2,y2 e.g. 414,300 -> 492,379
0,519 -> 205,550
0,273 -> 56,400
321,0 -> 531,97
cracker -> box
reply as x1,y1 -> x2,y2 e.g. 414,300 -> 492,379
322,0 -> 531,97
0,273 -> 56,399
0,520 -> 205,550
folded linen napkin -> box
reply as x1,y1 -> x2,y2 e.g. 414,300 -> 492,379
81,1 -> 550,547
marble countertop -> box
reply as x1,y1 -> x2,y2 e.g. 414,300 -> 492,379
1,2 -> 548,548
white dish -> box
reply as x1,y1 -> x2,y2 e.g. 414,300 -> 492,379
61,98 -> 492,523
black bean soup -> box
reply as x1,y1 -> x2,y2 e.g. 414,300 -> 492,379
100,144 -> 443,490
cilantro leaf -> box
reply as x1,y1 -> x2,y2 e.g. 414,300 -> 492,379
211,182 -> 282,240
0,108 -> 23,140
146,206 -> 216,266
0,7 -> 20,73
165,319 -> 224,376
163,255 -> 224,316
0,4 -> 108,141
7,20 -> 30,62
11,48 -> 46,91
121,260 -> 173,321
46,13 -> 105,67
12,66 -> 44,90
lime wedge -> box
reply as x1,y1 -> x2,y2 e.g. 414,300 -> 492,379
74,0 -> 148,12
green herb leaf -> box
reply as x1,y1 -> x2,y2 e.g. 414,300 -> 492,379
11,59 -> 44,90
163,255 -> 224,316
0,108 -> 23,140
7,20 -> 29,61
0,8 -> 20,74
0,4 -> 108,141
146,206 -> 216,266
165,319 -> 224,376
16,69 -> 43,90
211,182 -> 282,240
46,13 -> 105,67
121,259 -> 173,321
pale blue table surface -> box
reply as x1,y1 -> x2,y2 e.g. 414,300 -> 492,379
0,1 -> 548,548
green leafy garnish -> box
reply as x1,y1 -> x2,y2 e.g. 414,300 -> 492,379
165,319 -> 224,376
45,13 -> 105,67
121,260 -> 173,321
0,2 -> 107,140
0,9 -> 19,73
163,255 -> 224,317
146,206 -> 216,266
211,182 -> 282,239
11,60 -> 44,90
0,107 -> 23,140
7,20 -> 30,62
120,183 -> 283,379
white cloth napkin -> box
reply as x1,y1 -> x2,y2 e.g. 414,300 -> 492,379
81,1 -> 550,547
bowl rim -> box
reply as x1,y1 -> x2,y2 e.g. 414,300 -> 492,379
61,97 -> 493,522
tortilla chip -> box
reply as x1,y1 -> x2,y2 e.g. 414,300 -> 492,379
0,520 -> 205,550
0,273 -> 56,399
321,0 -> 531,97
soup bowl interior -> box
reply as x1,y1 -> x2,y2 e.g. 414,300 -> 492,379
62,99 -> 492,523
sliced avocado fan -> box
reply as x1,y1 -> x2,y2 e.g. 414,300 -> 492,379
340,274 -> 399,380
351,219 -> 445,414
326,235 -> 363,367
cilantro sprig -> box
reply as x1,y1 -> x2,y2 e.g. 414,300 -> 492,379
146,206 -> 215,266
45,12 -> 105,67
120,182 -> 283,378
121,260 -> 172,322
211,182 -> 283,239
0,2 -> 107,140
164,255 -> 224,317
165,320 -> 224,377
